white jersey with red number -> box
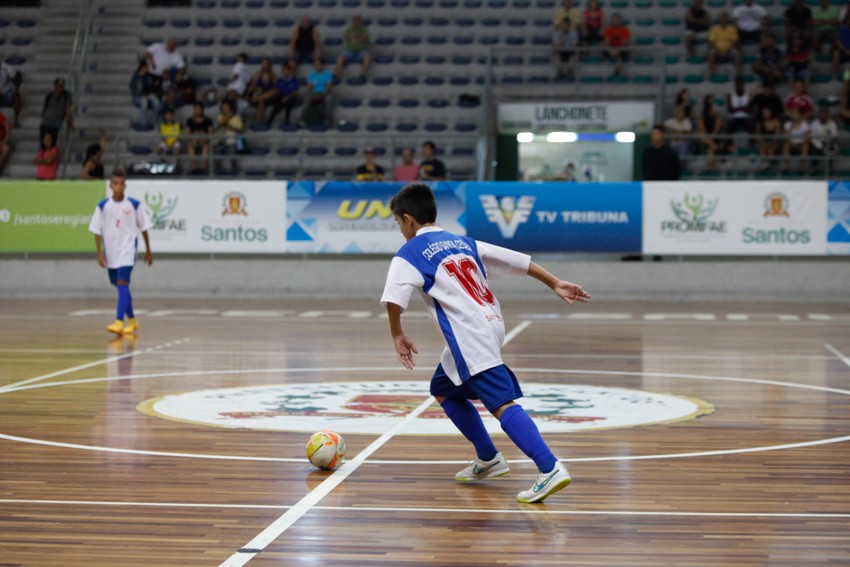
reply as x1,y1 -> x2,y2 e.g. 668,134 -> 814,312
381,226 -> 530,386
88,196 -> 152,269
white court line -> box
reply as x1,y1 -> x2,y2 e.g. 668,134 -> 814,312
503,320 -> 531,346
825,343 -> 850,370
0,337 -> 190,393
218,396 -> 437,567
1,499 -> 849,519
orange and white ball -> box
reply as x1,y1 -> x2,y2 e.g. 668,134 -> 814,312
305,430 -> 346,470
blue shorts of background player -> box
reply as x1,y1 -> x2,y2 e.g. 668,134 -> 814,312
108,266 -> 133,287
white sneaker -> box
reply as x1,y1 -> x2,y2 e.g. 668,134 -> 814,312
516,461 -> 571,503
455,452 -> 510,482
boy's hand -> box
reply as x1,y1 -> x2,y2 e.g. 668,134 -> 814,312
144,250 -> 153,266
553,280 -> 591,304
393,334 -> 418,370
97,251 -> 107,268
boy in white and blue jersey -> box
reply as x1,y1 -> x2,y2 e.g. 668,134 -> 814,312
88,167 -> 153,335
381,184 -> 591,503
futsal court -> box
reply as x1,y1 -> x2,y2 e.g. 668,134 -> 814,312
1,297 -> 849,566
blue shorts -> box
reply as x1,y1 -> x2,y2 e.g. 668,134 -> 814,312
340,50 -> 367,64
430,363 -> 523,414
0,91 -> 14,106
108,266 -> 133,286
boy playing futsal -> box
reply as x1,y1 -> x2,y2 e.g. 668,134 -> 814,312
381,184 -> 591,503
88,167 -> 153,335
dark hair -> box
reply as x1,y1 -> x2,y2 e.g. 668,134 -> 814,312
652,123 -> 666,134
390,183 -> 437,225
422,140 -> 436,152
111,167 -> 126,179
85,143 -> 102,161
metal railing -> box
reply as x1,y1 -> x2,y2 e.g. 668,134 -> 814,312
59,0 -> 95,179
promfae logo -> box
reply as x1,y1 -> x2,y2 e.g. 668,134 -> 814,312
144,192 -> 185,231
480,194 -> 536,238
222,192 -> 248,216
763,192 -> 790,217
662,193 -> 727,234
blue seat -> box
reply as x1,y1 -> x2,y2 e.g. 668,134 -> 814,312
456,17 -> 475,27
131,122 -> 154,132
192,55 -> 214,65
378,18 -> 398,26
219,54 -> 237,64
279,123 -> 301,132
481,17 -> 501,26
452,55 -> 472,65
325,38 -> 343,47
337,121 -> 359,132
369,98 -> 391,108
451,147 -> 475,156
428,98 -> 449,108
172,19 -> 191,29
415,0 -> 435,6
306,147 -> 329,156
480,36 -> 499,45
274,18 -> 296,28
450,76 -> 471,86
427,36 -> 447,45
503,55 -> 524,65
367,0 -> 387,6
277,146 -> 300,156
345,77 -> 368,86
143,19 -> 166,28
399,76 -> 420,86
425,55 -> 446,64
425,122 -> 447,132
454,36 -> 473,45
430,17 -> 450,26
250,123 -> 271,132
396,122 -> 418,132
400,55 -> 421,64
374,54 -> 394,64
375,36 -> 396,46
327,17 -> 347,27
129,145 -> 153,155
458,95 -> 480,107
222,0 -> 241,7
246,37 -> 267,46
401,36 -> 422,45
195,37 -> 215,47
197,18 -> 217,28
424,76 -> 445,86
506,36 -> 526,46
399,98 -> 420,108
319,0 -> 338,6
249,19 -> 268,28
247,0 -> 266,7
508,18 -> 528,26
335,147 -> 358,156
531,35 -> 550,46
404,17 -> 424,25
245,169 -> 268,178
439,0 -> 459,5
366,122 -> 389,132
373,76 -> 394,86
197,0 -> 216,7
339,98 -> 362,108
391,0 -> 411,5
341,0 -> 361,6
455,122 -> 477,132
223,20 -> 243,29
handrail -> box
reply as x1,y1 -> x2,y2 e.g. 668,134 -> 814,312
59,0 -> 95,179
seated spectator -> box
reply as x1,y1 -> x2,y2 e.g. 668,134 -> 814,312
0,110 -> 11,176
555,161 -> 577,181
752,33 -> 784,85
394,147 -> 420,181
215,99 -> 244,174
129,59 -> 160,128
247,57 -> 277,125
784,0 -> 813,44
839,76 -> 850,129
290,16 -> 321,67
751,80 -> 784,123
756,106 -> 783,167
186,102 -> 213,174
581,0 -> 605,48
785,33 -> 813,84
833,11 -> 850,77
696,93 -> 727,168
685,0 -> 711,58
812,0 -> 840,54
675,88 -> 696,121
269,62 -> 299,125
157,108 -> 182,156
726,76 -> 754,134
227,53 -> 250,98
784,79 -> 815,120
732,0 -> 768,45
144,37 -> 186,94
663,105 -> 695,161
782,109 -> 810,172
34,131 -> 59,180
553,20 -> 580,79
0,58 -> 22,127
709,12 -> 742,75
553,0 -> 582,32
40,78 -> 74,150
355,146 -> 385,181
334,13 -> 371,79
809,105 -> 839,171
81,134 -> 106,180
419,140 -> 447,180
603,13 -> 630,76
642,124 -> 681,180
302,57 -> 333,127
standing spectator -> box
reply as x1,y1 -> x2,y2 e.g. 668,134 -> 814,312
144,38 -> 186,94
34,131 -> 59,180
40,78 -> 74,149
782,109 -> 810,172
784,0 -> 813,43
752,33 -> 784,84
303,57 -> 334,127
685,0 -> 711,58
751,80 -> 785,123
269,62 -> 299,126
394,147 -> 420,181
247,57 -> 277,125
726,76 -> 754,134
732,0 -> 768,45
553,0 -> 582,32
0,110 -> 11,176
581,0 -> 605,49
81,134 -> 107,180
603,13 -> 630,76
642,124 -> 681,180
215,99 -> 244,174
290,17 -> 321,67
708,12 -> 743,75
0,58 -> 22,127
697,93 -> 726,168
419,140 -> 447,180
186,102 -> 213,174
784,79 -> 815,120
334,13 -> 372,79
832,11 -> 850,77
839,76 -> 850,128
809,104 -> 839,172
812,0 -> 840,54
663,105 -> 695,161
785,33 -> 813,84
355,146 -> 385,180
227,53 -> 250,98
157,108 -> 182,157
553,20 -> 579,79
756,106 -> 782,168
129,60 -> 160,128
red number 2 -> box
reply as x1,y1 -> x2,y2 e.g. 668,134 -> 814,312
443,258 -> 494,306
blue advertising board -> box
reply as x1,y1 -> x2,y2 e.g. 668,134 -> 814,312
463,182 -> 642,252
286,181 -> 466,253
828,181 -> 850,255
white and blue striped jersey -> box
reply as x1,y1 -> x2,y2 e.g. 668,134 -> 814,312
381,226 -> 530,386
88,197 -> 152,269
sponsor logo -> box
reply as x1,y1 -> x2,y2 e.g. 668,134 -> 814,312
540,210 -> 630,224
743,193 -> 810,245
337,199 -> 392,220
764,192 -> 790,218
222,192 -> 248,216
144,192 -> 185,232
662,193 -> 727,234
480,195 -> 536,238
0,209 -> 10,223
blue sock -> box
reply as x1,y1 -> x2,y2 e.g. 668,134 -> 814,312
116,285 -> 130,321
500,404 -> 557,473
125,287 -> 135,319
440,398 -> 498,461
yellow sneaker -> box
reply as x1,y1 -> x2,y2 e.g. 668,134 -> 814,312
123,318 -> 139,335
107,319 -> 125,335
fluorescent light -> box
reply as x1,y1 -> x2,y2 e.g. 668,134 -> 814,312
546,132 -> 578,143
615,131 -> 636,143
516,132 -> 534,143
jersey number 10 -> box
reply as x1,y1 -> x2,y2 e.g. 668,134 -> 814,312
443,258 -> 495,306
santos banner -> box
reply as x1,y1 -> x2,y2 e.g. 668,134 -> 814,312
643,181 -> 827,255
123,180 -> 287,253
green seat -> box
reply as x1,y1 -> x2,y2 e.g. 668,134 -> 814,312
665,74 -> 680,84
815,53 -> 831,63
636,36 -> 656,45
812,73 -> 833,84
743,54 -> 757,64
698,170 -> 721,179
636,18 -> 656,26
659,0 -> 677,6
742,74 -> 756,83
610,0 -> 628,7
736,146 -> 753,156
635,0 -> 652,7
818,96 -> 839,107
634,55 -> 655,64
607,75 -> 628,83
580,75 -> 605,83
707,0 -> 724,6
633,75 -> 655,83
710,73 -> 730,83
686,55 -> 706,64
715,98 -> 725,107
585,55 -> 606,64
665,55 -> 681,64
662,36 -> 682,45
756,0 -> 773,5
684,74 -> 705,83
662,18 -> 682,25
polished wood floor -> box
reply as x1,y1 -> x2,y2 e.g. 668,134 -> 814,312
1,298 -> 849,566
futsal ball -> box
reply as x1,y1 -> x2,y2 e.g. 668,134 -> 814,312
306,430 -> 346,470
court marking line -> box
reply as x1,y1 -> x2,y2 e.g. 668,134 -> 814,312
503,320 -> 531,345
1,499 -> 848,520
0,337 -> 191,393
218,396 -> 437,567
825,343 -> 850,370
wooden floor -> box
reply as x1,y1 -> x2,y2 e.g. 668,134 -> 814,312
1,298 -> 849,566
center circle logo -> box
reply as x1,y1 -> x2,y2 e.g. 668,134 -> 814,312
138,381 -> 714,434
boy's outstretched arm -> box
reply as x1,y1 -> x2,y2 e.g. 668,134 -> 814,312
527,261 -> 591,305
386,302 -> 418,370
